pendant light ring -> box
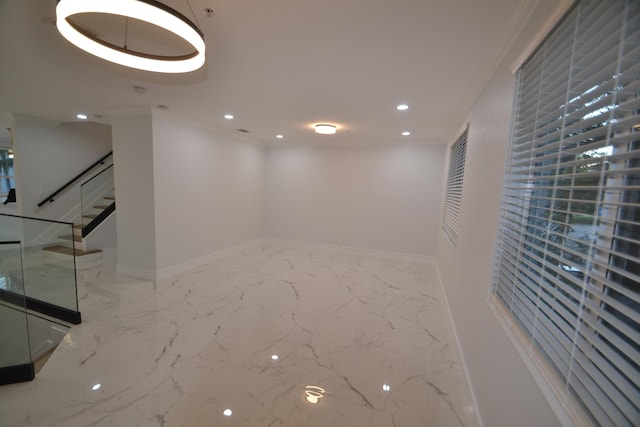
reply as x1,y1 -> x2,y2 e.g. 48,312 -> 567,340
56,0 -> 206,73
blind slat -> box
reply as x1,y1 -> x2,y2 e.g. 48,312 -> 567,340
442,130 -> 468,246
491,1 -> 640,426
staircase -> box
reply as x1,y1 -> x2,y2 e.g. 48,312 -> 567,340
43,193 -> 114,269
40,161 -> 115,270
43,243 -> 103,270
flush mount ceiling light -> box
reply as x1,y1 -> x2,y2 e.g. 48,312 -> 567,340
314,124 -> 337,135
55,0 -> 205,73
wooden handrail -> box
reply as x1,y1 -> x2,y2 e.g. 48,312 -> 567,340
37,151 -> 113,207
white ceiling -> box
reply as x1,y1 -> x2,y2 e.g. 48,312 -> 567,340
0,0 -> 540,146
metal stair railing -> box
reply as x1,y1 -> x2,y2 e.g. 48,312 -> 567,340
37,151 -> 112,207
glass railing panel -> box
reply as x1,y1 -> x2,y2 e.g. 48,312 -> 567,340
0,214 -> 78,315
28,314 -> 69,373
0,240 -> 33,384
81,165 -> 114,229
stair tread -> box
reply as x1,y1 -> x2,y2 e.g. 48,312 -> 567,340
73,224 -> 83,229
93,205 -> 109,209
58,234 -> 82,242
83,214 -> 97,219
103,196 -> 115,200
43,245 -> 102,257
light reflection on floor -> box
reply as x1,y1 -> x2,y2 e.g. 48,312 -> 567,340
0,242 -> 478,426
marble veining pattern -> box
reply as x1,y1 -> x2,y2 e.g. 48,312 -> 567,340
0,242 -> 478,426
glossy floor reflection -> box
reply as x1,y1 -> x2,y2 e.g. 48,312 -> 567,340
0,249 -> 78,311
0,242 -> 478,426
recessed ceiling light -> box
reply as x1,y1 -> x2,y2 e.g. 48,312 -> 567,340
402,131 -> 411,136
383,384 -> 391,392
223,409 -> 233,416
315,124 -> 337,135
396,104 -> 409,111
271,354 -> 279,360
276,135 -> 284,139
224,114 -> 234,120
77,114 -> 88,120
92,383 -> 101,391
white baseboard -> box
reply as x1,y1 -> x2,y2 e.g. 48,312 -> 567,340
153,239 -> 267,281
433,263 -> 485,427
263,237 -> 434,263
116,238 -> 433,281
115,264 -> 157,281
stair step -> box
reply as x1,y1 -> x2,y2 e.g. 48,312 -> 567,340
43,245 -> 102,257
58,234 -> 82,243
103,196 -> 115,200
83,214 -> 97,219
93,205 -> 109,209
73,224 -> 83,229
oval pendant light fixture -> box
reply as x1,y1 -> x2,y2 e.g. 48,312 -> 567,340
56,0 -> 206,73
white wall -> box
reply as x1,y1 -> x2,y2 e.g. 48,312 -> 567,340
265,144 -> 445,256
112,113 -> 158,277
112,112 -> 265,279
151,115 -> 265,273
12,115 -> 112,220
435,2 -> 571,427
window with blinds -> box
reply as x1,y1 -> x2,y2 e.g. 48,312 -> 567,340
491,1 -> 639,426
442,129 -> 468,246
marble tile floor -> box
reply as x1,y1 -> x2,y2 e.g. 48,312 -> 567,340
0,242 -> 478,426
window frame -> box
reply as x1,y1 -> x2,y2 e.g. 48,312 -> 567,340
442,127 -> 468,247
490,1 -> 640,426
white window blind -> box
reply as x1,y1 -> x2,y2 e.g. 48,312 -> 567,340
442,129 -> 468,246
491,1 -> 639,426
